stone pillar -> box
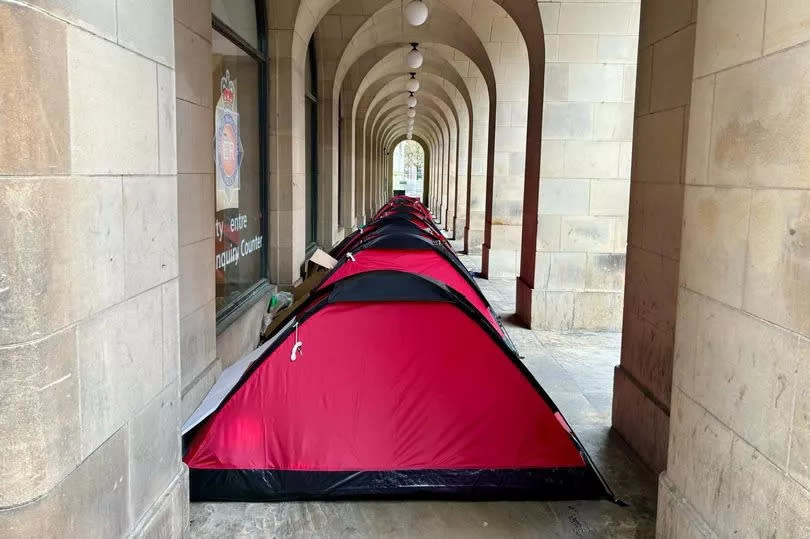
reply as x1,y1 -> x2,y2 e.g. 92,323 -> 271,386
528,0 -> 639,330
353,114 -> 366,225
174,0 -> 220,425
465,96 -> 489,253
480,20 -> 530,279
314,31 -> 340,248
268,27 -> 307,286
0,1 -> 187,536
658,1 -> 810,535
612,0 -> 693,473
454,116 -> 470,241
340,95 -> 357,232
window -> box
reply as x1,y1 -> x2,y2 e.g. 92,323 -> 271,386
305,40 -> 318,250
212,1 -> 268,326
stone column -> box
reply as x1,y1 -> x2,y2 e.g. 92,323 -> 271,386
0,1 -> 187,536
658,1 -> 810,535
481,39 -> 530,279
612,0 -> 693,474
528,0 -> 639,331
465,84 -> 489,253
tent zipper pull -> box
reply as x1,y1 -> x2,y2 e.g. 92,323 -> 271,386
347,252 -> 355,262
291,322 -> 303,361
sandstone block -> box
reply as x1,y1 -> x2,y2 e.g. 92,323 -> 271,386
558,3 -> 639,35
176,99 -> 214,175
593,103 -> 634,142
162,280 -> 181,386
540,179 -> 590,215
0,3 -> 69,175
128,382 -> 181,524
665,387 -> 734,525
632,107 -> 684,184
123,176 -> 179,296
678,294 -> 803,466
178,238 -> 215,318
27,0 -> 116,39
0,329 -> 81,506
680,186 -> 750,308
78,288 -> 164,457
158,65 -> 178,175
684,75 -> 715,185
178,173 -> 215,246
597,35 -> 638,64
564,141 -> 621,179
542,103 -> 593,140
590,180 -> 630,216
68,28 -> 159,174
744,189 -> 810,337
573,291 -> 623,330
547,252 -> 587,291
693,0 -> 764,76
710,42 -> 810,189
0,427 -> 129,538
612,365 -> 669,473
560,216 -> 615,252
558,35 -> 598,63
568,63 -> 623,102
0,177 -> 124,344
585,253 -> 626,291
651,25 -> 696,112
117,0 -> 174,65
764,0 -> 810,53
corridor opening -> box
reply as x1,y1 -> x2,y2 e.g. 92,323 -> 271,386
391,140 -> 425,200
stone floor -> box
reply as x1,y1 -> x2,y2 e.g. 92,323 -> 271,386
189,248 -> 658,538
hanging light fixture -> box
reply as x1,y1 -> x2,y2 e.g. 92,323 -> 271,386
406,92 -> 418,108
407,133 -> 413,140
406,43 -> 423,69
404,0 -> 429,26
406,72 -> 420,93
407,107 -> 416,118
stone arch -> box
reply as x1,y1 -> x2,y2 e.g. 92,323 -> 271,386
296,0 -> 551,327
390,134 -> 432,202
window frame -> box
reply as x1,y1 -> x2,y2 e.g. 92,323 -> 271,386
213,1 -> 272,333
304,40 -> 319,256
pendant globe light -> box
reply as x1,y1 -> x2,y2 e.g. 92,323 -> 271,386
406,43 -> 423,69
406,92 -> 418,108
404,0 -> 429,26
406,73 -> 420,93
407,107 -> 416,118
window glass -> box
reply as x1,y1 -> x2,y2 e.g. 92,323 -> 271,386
212,0 -> 259,49
212,28 -> 264,312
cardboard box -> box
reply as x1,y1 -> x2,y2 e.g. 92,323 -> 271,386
260,249 -> 336,340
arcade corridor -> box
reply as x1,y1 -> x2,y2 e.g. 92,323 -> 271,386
2,0 -> 809,536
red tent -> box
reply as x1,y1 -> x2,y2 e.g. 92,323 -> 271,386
183,198 -> 614,503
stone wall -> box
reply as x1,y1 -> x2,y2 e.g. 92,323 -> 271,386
0,1 -> 187,536
612,0 -> 696,474
530,0 -> 639,330
658,0 -> 810,535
